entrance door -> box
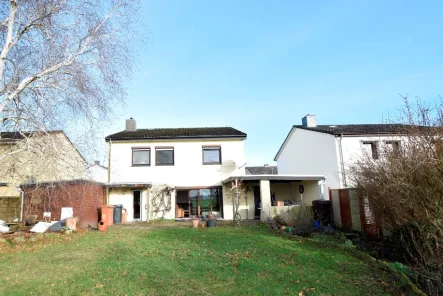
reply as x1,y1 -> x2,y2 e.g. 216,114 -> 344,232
133,190 -> 141,220
253,186 -> 261,219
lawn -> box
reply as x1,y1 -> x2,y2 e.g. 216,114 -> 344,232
0,223 -> 418,295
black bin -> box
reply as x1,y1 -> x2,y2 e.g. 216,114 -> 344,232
113,204 -> 123,224
312,200 -> 332,225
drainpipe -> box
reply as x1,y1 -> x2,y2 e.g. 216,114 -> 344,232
106,139 -> 112,205
18,186 -> 24,222
338,134 -> 347,187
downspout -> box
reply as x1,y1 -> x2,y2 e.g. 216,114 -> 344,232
338,134 -> 347,187
106,139 -> 112,205
18,186 -> 24,222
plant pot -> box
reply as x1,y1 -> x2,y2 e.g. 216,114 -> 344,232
98,221 -> 107,232
206,219 -> 216,228
192,219 -> 199,228
200,221 -> 206,228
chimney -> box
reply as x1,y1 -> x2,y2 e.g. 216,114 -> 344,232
302,114 -> 317,127
125,117 -> 136,131
94,160 -> 100,165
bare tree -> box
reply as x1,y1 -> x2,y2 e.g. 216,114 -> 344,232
349,98 -> 443,294
225,178 -> 247,225
0,0 -> 141,161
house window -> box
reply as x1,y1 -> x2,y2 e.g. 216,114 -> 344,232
203,147 -> 221,164
156,147 -> 174,165
362,141 -> 379,159
132,148 -> 150,166
385,141 -> 401,153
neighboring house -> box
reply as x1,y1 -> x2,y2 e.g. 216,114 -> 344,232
86,161 -> 108,183
274,115 -> 408,199
0,131 -> 87,221
105,118 -> 247,222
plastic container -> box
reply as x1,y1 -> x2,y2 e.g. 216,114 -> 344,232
312,200 -> 332,225
113,205 -> 123,224
100,205 -> 114,226
206,219 -> 216,228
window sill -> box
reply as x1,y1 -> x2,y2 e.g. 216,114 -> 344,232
203,163 -> 222,165
132,164 -> 151,167
155,164 -> 174,166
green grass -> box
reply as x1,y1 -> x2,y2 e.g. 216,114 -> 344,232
0,223 -> 419,295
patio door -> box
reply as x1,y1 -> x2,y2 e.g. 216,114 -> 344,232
189,190 -> 199,217
133,190 -> 141,220
187,188 -> 223,218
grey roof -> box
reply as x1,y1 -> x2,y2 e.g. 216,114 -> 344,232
105,127 -> 246,141
294,124 -> 412,136
246,166 -> 278,175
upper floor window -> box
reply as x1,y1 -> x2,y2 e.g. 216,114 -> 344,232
132,148 -> 150,166
362,141 -> 379,159
203,146 -> 221,164
385,141 -> 401,153
156,147 -> 174,165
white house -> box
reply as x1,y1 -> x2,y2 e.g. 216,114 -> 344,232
86,161 -> 108,183
274,115 -> 407,199
105,118 -> 247,222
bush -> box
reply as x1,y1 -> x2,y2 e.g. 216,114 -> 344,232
349,99 -> 443,294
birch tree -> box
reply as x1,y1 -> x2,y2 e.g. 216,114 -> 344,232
0,0 -> 140,161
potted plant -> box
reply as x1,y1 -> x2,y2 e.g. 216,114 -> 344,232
191,216 -> 199,228
206,214 -> 216,228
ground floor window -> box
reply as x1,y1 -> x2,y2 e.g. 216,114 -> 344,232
176,187 -> 223,218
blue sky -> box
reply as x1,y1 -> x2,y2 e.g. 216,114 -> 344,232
102,0 -> 443,166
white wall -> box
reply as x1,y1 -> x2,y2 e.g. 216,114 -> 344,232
271,181 -> 321,205
276,128 -> 340,199
109,188 -> 149,222
109,138 -> 245,187
86,165 -> 108,183
337,135 -> 407,186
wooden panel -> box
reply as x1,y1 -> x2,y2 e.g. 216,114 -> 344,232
0,197 -> 21,222
338,190 -> 352,230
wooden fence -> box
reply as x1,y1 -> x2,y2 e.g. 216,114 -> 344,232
329,188 -> 386,237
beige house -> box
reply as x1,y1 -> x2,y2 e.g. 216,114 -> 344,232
0,131 -> 86,221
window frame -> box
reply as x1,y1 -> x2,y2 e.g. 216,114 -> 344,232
132,147 -> 151,166
362,141 -> 379,160
202,146 -> 222,165
155,147 -> 174,166
385,140 -> 401,153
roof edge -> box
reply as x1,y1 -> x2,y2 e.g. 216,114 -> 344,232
105,134 -> 247,142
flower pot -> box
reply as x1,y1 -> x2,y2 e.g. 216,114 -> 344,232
200,221 -> 206,228
192,219 -> 199,228
206,219 -> 216,228
98,221 -> 107,232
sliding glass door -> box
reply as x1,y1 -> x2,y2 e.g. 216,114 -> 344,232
187,188 -> 223,218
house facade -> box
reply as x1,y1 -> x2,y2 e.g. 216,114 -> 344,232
105,118 -> 247,222
274,115 -> 407,199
